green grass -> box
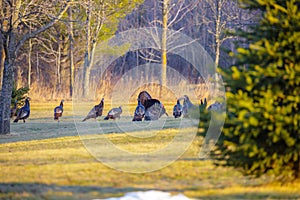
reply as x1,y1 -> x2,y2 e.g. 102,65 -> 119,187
1,101 -> 300,199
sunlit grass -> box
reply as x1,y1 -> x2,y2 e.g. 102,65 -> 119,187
2,104 -> 300,199
1,130 -> 300,199
27,100 -> 175,120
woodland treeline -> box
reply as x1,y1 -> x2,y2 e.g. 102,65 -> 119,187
1,0 -> 258,101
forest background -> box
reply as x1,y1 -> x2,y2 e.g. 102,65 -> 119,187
0,0 -> 258,101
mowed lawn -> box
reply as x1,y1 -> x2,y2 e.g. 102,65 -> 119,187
1,101 -> 300,199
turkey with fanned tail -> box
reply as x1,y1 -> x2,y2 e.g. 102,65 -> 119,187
138,91 -> 152,107
132,98 -> 145,121
14,97 -> 30,123
54,100 -> 64,121
136,91 -> 168,121
82,98 -> 104,121
104,106 -> 122,120
144,99 -> 168,121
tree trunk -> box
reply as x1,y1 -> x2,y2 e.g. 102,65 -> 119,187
36,52 -> 40,83
0,34 -> 3,88
57,36 -> 62,90
68,5 -> 75,97
0,60 -> 13,134
214,0 -> 222,69
161,0 -> 169,97
0,0 -> 20,134
0,31 -> 15,135
83,54 -> 91,98
83,0 -> 92,98
28,37 -> 32,89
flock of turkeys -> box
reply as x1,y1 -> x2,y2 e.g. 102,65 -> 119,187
11,91 -> 224,123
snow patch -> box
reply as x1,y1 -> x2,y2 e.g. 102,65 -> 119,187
97,190 -> 192,200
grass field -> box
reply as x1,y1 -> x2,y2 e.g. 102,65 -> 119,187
1,101 -> 300,199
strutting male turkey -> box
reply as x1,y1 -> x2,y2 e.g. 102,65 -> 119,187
82,98 -> 104,121
136,91 -> 168,121
173,99 -> 183,118
104,106 -> 122,120
14,97 -> 30,123
144,99 -> 168,121
54,100 -> 64,121
132,98 -> 146,121
138,91 -> 152,106
10,99 -> 18,118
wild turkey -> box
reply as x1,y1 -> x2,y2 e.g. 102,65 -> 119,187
132,98 -> 145,121
14,97 -> 30,123
144,99 -> 168,121
173,99 -> 182,118
207,101 -> 224,111
137,91 -> 168,121
82,98 -> 104,121
54,100 -> 64,121
180,95 -> 195,117
138,91 -> 152,107
10,99 -> 18,118
104,106 -> 122,120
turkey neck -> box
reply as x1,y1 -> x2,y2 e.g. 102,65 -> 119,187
138,100 -> 143,106
25,99 -> 30,108
25,99 -> 30,109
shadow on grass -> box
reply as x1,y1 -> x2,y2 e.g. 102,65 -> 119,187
192,192 -> 300,200
0,182 -> 184,199
2,182 -> 300,199
3,117 -> 196,144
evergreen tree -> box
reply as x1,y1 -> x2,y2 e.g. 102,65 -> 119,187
213,0 -> 300,181
11,82 -> 30,107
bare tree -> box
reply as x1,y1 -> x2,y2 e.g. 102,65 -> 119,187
28,24 -> 32,89
25,25 -> 68,96
82,0 -> 96,98
135,0 -> 200,89
201,0 -> 257,68
81,0 -> 142,98
0,0 -> 70,134
161,0 -> 169,88
68,1 -> 75,97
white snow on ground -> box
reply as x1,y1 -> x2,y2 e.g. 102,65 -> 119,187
98,190 -> 192,200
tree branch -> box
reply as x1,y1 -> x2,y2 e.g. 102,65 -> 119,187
15,2 -> 70,54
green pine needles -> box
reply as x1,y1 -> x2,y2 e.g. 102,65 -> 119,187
213,0 -> 300,181
11,82 -> 30,108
